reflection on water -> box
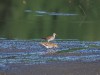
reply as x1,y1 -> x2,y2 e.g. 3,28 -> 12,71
0,39 -> 100,65
0,52 -> 45,64
0,53 -> 100,65
25,10 -> 78,16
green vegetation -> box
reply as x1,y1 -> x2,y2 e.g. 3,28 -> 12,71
0,0 -> 100,40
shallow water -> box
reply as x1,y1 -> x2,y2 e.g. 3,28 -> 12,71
0,39 -> 100,66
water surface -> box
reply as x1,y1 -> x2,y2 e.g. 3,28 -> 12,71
0,39 -> 100,66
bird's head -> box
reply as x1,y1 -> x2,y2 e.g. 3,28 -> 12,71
53,33 -> 56,36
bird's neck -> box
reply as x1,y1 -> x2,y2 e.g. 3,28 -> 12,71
53,35 -> 56,37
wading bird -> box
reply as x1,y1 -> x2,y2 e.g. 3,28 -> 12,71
42,33 -> 56,42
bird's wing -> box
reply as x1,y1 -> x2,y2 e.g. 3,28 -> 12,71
46,36 -> 52,39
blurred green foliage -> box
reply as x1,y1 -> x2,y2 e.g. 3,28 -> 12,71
0,0 -> 100,40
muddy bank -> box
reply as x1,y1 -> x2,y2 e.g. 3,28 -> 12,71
0,62 -> 99,75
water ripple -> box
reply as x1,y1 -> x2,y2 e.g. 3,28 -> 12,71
0,39 -> 100,64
